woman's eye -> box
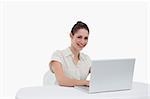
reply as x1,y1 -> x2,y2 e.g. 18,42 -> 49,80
85,37 -> 88,40
77,36 -> 82,38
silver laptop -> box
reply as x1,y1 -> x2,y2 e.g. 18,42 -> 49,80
75,58 -> 135,94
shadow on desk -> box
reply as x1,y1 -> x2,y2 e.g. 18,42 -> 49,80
15,82 -> 150,99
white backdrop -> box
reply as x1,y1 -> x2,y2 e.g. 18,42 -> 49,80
0,1 -> 149,98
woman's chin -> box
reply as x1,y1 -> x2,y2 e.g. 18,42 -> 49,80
78,47 -> 83,51
75,45 -> 84,51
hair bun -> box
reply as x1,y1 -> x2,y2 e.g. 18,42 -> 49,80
77,21 -> 83,24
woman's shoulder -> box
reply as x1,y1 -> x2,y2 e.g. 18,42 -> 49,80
51,48 -> 67,57
80,52 -> 92,66
51,49 -> 63,57
80,52 -> 90,57
80,52 -> 91,61
52,50 -> 61,54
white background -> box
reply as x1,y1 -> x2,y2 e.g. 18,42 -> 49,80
0,0 -> 150,98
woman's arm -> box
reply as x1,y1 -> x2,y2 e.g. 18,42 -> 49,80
49,61 -> 89,87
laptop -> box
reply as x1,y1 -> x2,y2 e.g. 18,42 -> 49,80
75,58 -> 135,94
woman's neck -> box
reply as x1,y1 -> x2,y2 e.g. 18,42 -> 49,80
69,46 -> 80,59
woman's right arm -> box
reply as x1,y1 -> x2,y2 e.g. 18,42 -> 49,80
49,61 -> 89,87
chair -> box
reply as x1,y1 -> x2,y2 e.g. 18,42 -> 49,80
43,70 -> 55,86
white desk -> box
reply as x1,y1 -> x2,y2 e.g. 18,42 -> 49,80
16,82 -> 150,99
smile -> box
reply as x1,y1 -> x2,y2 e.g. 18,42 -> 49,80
77,43 -> 85,48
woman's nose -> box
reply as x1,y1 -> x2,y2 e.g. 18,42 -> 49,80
81,39 -> 86,44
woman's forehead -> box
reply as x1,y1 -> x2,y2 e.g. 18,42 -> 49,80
74,29 -> 89,36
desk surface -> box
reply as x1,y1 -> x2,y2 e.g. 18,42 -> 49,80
16,82 -> 150,99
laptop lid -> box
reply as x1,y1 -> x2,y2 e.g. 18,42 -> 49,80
89,58 -> 135,93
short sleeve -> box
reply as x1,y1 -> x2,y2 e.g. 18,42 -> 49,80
49,50 -> 63,73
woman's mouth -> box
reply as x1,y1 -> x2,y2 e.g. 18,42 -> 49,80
77,43 -> 85,48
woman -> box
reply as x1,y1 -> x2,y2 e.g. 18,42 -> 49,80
49,21 -> 91,87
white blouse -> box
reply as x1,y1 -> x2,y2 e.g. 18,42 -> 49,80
50,47 -> 91,82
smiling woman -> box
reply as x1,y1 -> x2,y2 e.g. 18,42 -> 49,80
49,21 -> 91,87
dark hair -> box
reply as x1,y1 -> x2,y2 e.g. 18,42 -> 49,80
71,21 -> 89,35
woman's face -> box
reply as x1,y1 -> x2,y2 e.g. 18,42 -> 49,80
71,29 -> 89,51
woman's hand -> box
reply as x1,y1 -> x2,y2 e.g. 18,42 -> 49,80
85,80 -> 90,87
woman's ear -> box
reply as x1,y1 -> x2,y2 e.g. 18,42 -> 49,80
70,33 -> 73,38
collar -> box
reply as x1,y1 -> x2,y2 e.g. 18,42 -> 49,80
63,47 -> 82,59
